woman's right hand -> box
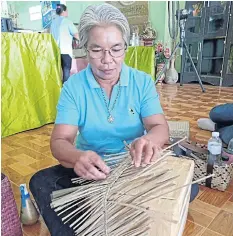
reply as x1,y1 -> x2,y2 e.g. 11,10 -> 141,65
74,151 -> 110,180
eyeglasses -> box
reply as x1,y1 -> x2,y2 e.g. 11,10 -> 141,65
86,45 -> 126,59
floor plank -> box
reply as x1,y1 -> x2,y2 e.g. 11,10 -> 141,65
208,210 -> 233,236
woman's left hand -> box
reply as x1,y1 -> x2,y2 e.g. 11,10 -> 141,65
130,137 -> 162,167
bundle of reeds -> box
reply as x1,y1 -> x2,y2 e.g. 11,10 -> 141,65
50,139 -> 212,236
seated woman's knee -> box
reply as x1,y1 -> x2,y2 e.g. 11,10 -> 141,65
29,169 -> 46,191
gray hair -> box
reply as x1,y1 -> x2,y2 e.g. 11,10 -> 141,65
78,3 -> 130,48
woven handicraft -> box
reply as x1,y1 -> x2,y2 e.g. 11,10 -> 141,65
50,140 -> 202,236
182,154 -> 233,191
168,121 -> 190,140
1,173 -> 23,236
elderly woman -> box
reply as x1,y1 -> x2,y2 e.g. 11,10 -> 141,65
30,3 -> 169,235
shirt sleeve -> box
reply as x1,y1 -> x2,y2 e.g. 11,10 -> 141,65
140,76 -> 163,118
55,80 -> 80,126
68,20 -> 78,36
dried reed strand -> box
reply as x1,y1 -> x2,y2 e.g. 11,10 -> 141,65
51,138 -> 211,235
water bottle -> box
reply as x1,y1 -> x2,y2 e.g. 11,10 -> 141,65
207,132 -> 222,166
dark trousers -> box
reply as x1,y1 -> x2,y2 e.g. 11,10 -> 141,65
29,165 -> 77,236
209,103 -> 233,145
30,164 -> 199,235
61,54 -> 72,84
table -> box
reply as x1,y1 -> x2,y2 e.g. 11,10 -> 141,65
1,33 -> 62,138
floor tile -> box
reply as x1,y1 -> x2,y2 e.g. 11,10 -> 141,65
189,199 -> 221,218
30,139 -> 51,147
8,163 -> 36,176
229,195 -> 233,202
29,158 -> 58,171
198,188 -> 232,208
225,180 -> 233,193
22,217 -> 50,236
201,229 -> 224,236
16,140 -> 51,153
2,139 -> 23,150
208,210 -> 233,236
187,208 -> 213,227
12,153 -> 38,165
6,147 -> 28,157
1,157 -> 19,168
2,142 -> 15,153
222,201 -> 233,214
197,185 -> 208,198
183,220 -> 205,236
2,166 -> 33,187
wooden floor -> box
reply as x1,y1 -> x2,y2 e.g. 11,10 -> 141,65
2,84 -> 233,236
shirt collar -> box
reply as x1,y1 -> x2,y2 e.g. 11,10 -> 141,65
86,63 -> 129,89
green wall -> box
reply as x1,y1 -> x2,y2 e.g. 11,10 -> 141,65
67,1 -> 169,43
10,1 -> 42,30
8,1 -> 186,42
8,1 -> 186,71
8,1 -> 171,39
149,1 -> 166,43
66,1 -> 103,24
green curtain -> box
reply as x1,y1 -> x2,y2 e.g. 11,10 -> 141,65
1,33 -> 62,138
125,46 -> 155,80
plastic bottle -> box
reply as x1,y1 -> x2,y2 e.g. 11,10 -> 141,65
20,184 -> 39,225
135,33 -> 140,46
207,132 -> 222,166
130,33 -> 136,46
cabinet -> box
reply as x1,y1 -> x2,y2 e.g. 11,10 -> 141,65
182,1 -> 233,86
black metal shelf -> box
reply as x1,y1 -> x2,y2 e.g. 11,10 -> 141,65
202,57 -> 224,59
182,1 -> 233,86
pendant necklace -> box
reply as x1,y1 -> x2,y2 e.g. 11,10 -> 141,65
96,78 -> 121,124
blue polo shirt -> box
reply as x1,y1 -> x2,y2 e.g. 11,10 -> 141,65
50,16 -> 77,57
55,63 -> 163,156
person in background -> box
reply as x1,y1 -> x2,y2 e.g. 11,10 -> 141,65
197,103 -> 233,146
50,4 -> 79,84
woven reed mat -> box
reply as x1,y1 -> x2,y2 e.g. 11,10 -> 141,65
168,121 -> 190,139
50,151 -> 194,236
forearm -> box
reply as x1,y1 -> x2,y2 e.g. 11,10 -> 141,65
50,139 -> 83,168
144,124 -> 169,148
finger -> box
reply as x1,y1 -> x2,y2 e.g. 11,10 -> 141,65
130,148 -> 136,165
73,163 -> 84,177
142,141 -> 154,165
84,163 -> 107,180
133,139 -> 145,167
74,160 -> 98,180
75,165 -> 96,180
81,170 -> 97,180
151,146 -> 162,162
91,155 -> 111,175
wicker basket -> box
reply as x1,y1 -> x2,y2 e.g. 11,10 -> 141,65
1,173 -> 23,236
183,155 -> 233,191
168,121 -> 190,139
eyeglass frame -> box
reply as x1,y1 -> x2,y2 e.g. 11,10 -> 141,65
86,44 -> 127,59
